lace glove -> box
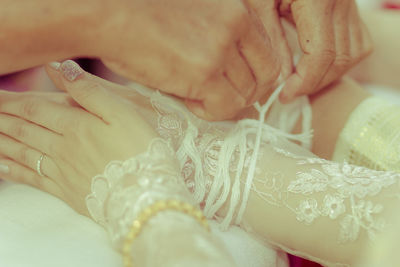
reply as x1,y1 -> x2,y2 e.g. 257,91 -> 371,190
333,96 -> 400,172
113,83 -> 400,266
224,135 -> 400,267
127,82 -> 311,210
86,139 -> 236,267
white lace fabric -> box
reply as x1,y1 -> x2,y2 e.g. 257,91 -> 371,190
244,139 -> 400,266
86,83 -> 400,266
86,138 -> 192,246
86,138 -> 236,266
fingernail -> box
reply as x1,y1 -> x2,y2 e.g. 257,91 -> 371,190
0,164 -> 9,174
60,60 -> 84,81
48,62 -> 61,70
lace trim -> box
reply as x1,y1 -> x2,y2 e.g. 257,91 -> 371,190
86,138 -> 193,248
138,82 -> 313,229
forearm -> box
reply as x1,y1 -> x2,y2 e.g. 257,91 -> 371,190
0,0 -> 103,74
239,141 -> 400,266
306,77 -> 370,160
242,77 -> 370,160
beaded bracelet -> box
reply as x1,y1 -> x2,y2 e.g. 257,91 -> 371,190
122,199 -> 210,267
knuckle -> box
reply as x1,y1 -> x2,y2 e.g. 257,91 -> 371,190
33,174 -> 44,187
21,99 -> 39,117
316,49 -> 336,64
17,146 -> 30,165
333,54 -> 353,68
55,116 -> 76,134
77,83 -> 102,101
48,142 -> 59,158
62,119 -> 81,136
55,118 -> 67,133
10,122 -> 27,138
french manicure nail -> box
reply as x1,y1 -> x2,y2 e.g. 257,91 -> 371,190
60,60 -> 84,81
0,164 -> 9,174
48,62 -> 61,70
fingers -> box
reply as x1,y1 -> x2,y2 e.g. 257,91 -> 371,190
312,0 -> 372,90
185,73 -> 247,121
246,0 -> 293,80
47,60 -> 139,123
188,14 -> 280,120
280,0 -> 373,102
223,44 -> 256,100
237,12 -> 281,104
280,0 -> 336,102
0,133 -> 60,179
0,113 -> 61,157
312,0 -> 351,89
45,63 -> 135,99
0,91 -> 83,134
0,158 -> 61,198
348,1 -> 373,60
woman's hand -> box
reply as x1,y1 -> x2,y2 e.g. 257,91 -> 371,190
277,0 -> 373,102
0,60 -> 160,215
0,0 -> 282,121
95,0 -> 280,121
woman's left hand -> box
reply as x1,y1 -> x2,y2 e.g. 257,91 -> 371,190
0,60 -> 160,216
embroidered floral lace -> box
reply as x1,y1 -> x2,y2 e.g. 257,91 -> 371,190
86,83 -> 400,267
86,138 -> 236,267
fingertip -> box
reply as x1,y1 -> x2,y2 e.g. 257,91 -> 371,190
48,62 -> 61,70
45,62 -> 66,92
185,99 -> 213,121
60,60 -> 85,82
279,75 -> 301,103
279,90 -> 290,103
279,89 -> 297,103
45,62 -> 61,78
0,162 -> 10,174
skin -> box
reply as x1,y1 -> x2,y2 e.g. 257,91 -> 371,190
278,0 -> 373,102
0,59 -> 370,214
0,0 -> 372,119
0,61 -> 237,267
0,61 -> 375,266
0,0 -> 280,120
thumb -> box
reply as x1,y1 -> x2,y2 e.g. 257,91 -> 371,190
46,60 -> 134,123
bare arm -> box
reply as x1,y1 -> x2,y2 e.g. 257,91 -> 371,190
0,0 -> 102,74
307,77 -> 370,159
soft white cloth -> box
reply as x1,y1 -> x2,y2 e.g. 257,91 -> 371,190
0,181 -> 287,267
0,182 -> 122,267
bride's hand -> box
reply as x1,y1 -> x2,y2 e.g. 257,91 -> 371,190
0,60 -> 161,216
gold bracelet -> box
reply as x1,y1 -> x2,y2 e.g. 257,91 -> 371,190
122,199 -> 210,267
